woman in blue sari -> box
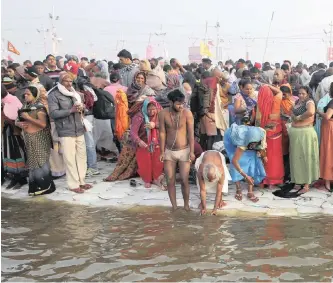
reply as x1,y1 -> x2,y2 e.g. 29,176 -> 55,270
224,123 -> 266,202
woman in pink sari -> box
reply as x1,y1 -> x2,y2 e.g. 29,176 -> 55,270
256,85 -> 284,187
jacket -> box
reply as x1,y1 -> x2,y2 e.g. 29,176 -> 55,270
48,87 -> 85,137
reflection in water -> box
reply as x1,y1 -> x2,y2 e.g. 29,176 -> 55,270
1,197 -> 333,282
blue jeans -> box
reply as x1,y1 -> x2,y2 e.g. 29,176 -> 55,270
84,116 -> 97,169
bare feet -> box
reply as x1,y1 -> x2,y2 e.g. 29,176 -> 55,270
153,175 -> 167,191
211,209 -> 217,216
200,208 -> 206,215
299,185 -> 310,194
184,203 -> 190,212
171,206 -> 178,212
144,182 -> 151,188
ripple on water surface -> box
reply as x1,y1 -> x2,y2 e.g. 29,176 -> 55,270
1,197 -> 333,282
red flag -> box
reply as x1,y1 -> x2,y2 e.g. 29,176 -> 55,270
7,41 -> 20,55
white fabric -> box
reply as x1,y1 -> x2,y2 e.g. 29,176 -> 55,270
214,84 -> 229,135
57,83 -> 82,103
195,150 -> 232,194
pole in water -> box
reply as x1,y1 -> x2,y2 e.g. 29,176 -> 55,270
262,11 -> 274,62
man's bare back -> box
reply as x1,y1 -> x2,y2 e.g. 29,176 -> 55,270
159,108 -> 191,150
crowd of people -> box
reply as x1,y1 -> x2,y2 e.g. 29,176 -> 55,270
1,50 -> 332,215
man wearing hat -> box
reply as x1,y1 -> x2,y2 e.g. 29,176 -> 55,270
202,58 -> 214,73
2,76 -> 26,103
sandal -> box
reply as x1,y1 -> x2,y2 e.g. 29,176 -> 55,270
70,188 -> 85,194
80,184 -> 93,190
247,192 -> 259,203
235,189 -> 243,201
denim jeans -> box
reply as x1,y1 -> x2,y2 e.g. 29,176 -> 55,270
84,115 -> 97,169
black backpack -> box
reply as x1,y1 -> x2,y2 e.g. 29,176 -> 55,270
92,88 -> 115,120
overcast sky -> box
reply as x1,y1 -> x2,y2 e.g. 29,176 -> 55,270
1,0 -> 333,65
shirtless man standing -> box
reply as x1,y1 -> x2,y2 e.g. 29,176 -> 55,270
159,89 -> 195,211
195,150 -> 231,215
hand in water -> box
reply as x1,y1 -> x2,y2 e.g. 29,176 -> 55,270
211,209 -> 217,216
245,175 -> 254,185
200,209 -> 206,216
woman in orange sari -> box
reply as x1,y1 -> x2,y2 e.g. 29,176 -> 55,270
280,85 -> 298,182
255,85 -> 284,187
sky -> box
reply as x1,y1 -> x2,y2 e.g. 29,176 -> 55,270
1,0 -> 333,65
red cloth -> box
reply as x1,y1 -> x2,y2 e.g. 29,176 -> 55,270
254,62 -> 262,69
202,77 -> 218,113
257,86 -> 284,185
136,146 -> 164,183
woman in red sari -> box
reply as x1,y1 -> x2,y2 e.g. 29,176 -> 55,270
256,85 -> 284,187
130,97 -> 165,189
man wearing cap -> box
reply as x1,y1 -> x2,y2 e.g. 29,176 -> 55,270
202,58 -> 214,73
44,54 -> 62,84
2,76 -> 25,103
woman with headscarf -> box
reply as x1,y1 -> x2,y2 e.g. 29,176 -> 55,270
48,72 -> 92,194
255,85 -> 284,187
316,82 -> 333,192
233,79 -> 257,125
1,83 -> 27,189
126,71 -> 155,106
224,123 -> 266,202
16,86 -> 56,196
130,97 -> 164,189
289,86 -> 319,193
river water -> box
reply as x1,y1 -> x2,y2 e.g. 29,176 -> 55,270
1,197 -> 333,282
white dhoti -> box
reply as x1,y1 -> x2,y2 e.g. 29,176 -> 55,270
195,150 -> 232,194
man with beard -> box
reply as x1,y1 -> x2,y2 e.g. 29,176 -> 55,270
159,89 -> 195,211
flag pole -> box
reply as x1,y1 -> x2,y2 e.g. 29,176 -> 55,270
263,11 -> 274,62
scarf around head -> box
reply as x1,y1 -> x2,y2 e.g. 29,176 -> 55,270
230,123 -> 264,148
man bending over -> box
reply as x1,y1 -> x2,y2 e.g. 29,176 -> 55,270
195,150 -> 231,215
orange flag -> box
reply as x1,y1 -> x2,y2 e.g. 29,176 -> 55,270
7,41 -> 20,55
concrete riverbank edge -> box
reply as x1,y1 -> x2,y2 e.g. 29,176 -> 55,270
2,161 -> 333,216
